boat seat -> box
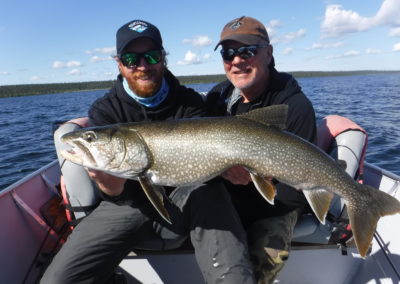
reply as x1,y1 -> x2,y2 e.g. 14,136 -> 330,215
292,116 -> 368,244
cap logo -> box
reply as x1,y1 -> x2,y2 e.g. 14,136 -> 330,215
230,20 -> 242,30
128,21 -> 148,33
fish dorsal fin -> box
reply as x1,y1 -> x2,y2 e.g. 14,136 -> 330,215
237,104 -> 288,130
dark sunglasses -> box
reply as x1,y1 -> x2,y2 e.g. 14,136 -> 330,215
120,50 -> 164,68
220,45 -> 268,61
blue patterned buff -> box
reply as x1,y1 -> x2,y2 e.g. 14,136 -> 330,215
123,77 -> 169,108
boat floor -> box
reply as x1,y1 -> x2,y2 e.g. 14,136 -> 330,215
116,242 -> 360,284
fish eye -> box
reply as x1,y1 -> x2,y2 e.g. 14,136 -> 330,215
83,131 -> 97,143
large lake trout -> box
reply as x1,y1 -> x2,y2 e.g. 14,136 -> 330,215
61,105 -> 400,257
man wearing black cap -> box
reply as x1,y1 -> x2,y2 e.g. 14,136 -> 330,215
41,20 -> 255,284
206,16 -> 317,283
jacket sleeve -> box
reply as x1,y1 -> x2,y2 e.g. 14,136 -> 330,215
286,93 -> 317,145
182,89 -> 208,118
205,80 -> 233,116
88,91 -> 118,127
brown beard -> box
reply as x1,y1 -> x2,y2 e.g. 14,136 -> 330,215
126,70 -> 163,97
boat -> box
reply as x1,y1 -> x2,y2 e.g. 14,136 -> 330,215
1,115 -> 400,284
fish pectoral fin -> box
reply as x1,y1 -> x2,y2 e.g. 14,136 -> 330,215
138,176 -> 171,224
250,173 -> 276,205
303,189 -> 334,224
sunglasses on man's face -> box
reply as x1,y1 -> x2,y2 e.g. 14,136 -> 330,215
220,45 -> 268,61
120,50 -> 164,68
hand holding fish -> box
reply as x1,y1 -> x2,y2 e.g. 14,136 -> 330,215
221,166 -> 252,185
87,169 -> 126,196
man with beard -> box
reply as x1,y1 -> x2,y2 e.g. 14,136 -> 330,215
41,20 -> 255,284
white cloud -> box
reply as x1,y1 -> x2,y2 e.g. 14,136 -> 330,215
283,29 -> 306,43
67,69 -> 81,76
203,53 -> 211,60
321,0 -> 400,38
30,76 -> 42,81
282,48 -> 293,55
182,36 -> 212,47
326,50 -> 360,59
366,48 -> 382,54
52,61 -> 64,69
267,27 -> 278,44
86,47 -> 116,55
305,42 -> 344,50
389,27 -> 400,37
66,61 -> 81,67
177,50 -> 202,65
375,0 -> 400,26
393,42 -> 400,51
321,5 -> 371,38
272,28 -> 306,44
268,19 -> 282,28
343,50 -> 360,56
52,60 -> 82,69
0,71 -> 10,75
90,55 -> 113,63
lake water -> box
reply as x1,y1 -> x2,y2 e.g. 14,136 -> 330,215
1,73 -> 400,190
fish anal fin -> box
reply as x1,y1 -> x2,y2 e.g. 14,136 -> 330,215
303,189 -> 334,224
250,173 -> 276,205
138,175 -> 171,224
237,105 -> 288,130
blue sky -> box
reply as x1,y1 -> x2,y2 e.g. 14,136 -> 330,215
1,0 -> 399,86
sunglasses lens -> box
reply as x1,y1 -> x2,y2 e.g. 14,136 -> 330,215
121,53 -> 138,67
238,46 -> 257,59
144,50 -> 163,64
220,49 -> 235,61
121,50 -> 163,67
220,46 -> 259,61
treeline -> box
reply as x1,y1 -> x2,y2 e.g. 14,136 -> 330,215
0,81 -> 115,98
0,75 -> 227,98
1,71 -> 399,98
289,70 -> 400,78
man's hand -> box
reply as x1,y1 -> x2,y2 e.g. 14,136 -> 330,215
221,166 -> 252,185
87,169 -> 126,196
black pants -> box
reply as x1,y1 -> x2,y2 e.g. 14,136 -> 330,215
40,182 -> 255,284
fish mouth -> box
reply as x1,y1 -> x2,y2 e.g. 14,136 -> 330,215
60,141 -> 97,168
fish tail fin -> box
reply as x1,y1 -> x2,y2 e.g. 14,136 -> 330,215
347,184 -> 400,258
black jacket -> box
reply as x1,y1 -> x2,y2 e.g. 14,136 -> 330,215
206,68 -> 317,227
88,69 -> 206,205
89,69 -> 206,126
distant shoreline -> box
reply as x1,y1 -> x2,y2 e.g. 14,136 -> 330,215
1,70 -> 399,98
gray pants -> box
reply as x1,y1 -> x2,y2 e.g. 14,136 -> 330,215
247,210 -> 300,284
40,182 -> 255,284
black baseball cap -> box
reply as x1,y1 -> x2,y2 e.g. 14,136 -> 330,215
116,20 -> 163,55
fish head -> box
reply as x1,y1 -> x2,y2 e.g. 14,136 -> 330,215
60,125 -> 151,178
